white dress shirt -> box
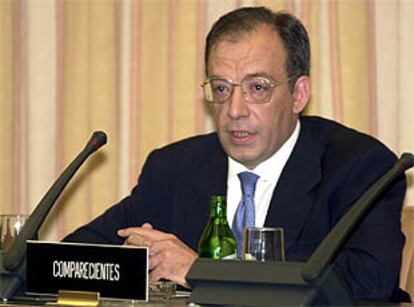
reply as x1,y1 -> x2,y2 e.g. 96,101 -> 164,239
226,121 -> 301,227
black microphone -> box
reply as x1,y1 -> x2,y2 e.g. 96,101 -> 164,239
187,153 -> 414,306
302,152 -> 414,283
2,131 -> 107,272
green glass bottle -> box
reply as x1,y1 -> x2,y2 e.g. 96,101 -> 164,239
198,195 -> 237,259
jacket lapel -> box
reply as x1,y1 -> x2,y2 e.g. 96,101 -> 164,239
264,121 -> 323,254
186,137 -> 228,243
189,137 -> 228,198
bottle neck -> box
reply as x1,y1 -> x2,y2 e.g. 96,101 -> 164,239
210,195 -> 227,219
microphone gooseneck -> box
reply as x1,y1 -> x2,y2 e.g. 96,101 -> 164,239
3,131 -> 107,272
302,152 -> 414,283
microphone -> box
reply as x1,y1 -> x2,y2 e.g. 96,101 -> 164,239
0,131 -> 107,300
187,153 -> 414,306
302,152 -> 414,283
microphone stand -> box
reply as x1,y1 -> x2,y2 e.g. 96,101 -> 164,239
187,153 -> 414,306
0,131 -> 107,301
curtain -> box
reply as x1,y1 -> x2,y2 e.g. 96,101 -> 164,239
1,0 -> 413,244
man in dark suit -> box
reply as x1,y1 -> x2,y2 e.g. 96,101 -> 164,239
65,7 -> 408,302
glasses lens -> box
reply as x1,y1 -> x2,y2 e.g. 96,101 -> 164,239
205,79 -> 232,103
243,77 -> 273,103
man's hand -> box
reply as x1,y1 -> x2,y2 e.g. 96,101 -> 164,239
117,223 -> 198,287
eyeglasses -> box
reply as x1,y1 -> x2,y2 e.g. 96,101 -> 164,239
201,76 -> 290,104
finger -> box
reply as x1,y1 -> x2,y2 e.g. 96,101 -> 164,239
142,223 -> 153,229
118,227 -> 160,240
148,252 -> 163,270
123,233 -> 152,248
123,227 -> 173,241
148,240 -> 174,254
149,265 -> 188,288
149,268 -> 165,283
149,238 -> 192,254
117,226 -> 142,237
117,223 -> 154,237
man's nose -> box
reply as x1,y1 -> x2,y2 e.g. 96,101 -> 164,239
227,86 -> 250,119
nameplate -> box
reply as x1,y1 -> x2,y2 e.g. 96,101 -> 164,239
26,241 -> 148,301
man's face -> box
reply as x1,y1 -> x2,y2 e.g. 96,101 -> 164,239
207,25 -> 309,169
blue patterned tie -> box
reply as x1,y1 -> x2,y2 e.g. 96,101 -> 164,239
232,171 -> 260,258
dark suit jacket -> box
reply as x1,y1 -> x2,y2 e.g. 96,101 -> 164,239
65,116 -> 408,302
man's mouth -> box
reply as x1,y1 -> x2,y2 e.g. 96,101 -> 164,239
228,130 -> 255,144
231,131 -> 250,138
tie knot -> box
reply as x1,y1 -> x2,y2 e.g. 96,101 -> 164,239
238,172 -> 259,198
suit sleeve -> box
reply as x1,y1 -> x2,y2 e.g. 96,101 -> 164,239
63,150 -> 161,244
333,145 -> 407,301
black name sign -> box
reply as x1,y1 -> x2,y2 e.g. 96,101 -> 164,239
26,241 -> 148,301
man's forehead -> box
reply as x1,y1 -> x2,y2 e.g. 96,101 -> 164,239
209,27 -> 284,58
207,29 -> 287,77
211,23 -> 279,48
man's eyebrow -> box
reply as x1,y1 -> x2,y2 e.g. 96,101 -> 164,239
207,75 -> 229,79
207,72 -> 277,81
245,72 -> 276,80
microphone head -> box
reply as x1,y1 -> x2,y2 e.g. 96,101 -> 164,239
87,131 -> 107,153
400,152 -> 414,171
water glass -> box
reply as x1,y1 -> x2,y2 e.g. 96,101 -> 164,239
243,227 -> 285,262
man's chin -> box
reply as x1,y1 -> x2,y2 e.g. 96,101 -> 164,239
228,153 -> 258,169
220,140 -> 258,166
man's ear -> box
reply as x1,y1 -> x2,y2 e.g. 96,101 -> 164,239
292,75 -> 310,114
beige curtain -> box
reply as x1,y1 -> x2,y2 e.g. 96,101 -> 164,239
1,0 -> 413,246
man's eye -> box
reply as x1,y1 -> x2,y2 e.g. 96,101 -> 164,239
253,84 -> 264,91
214,85 -> 227,92
212,82 -> 230,94
251,82 -> 270,92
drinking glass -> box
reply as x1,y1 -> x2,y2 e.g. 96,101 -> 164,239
0,214 -> 28,251
243,227 -> 285,261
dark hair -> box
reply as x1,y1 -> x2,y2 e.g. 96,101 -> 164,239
205,7 -> 310,91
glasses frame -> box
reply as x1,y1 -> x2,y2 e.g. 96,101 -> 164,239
201,76 -> 290,104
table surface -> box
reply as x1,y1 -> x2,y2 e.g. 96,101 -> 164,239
0,295 -> 190,306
